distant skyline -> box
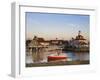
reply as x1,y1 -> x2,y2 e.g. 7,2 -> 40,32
26,12 -> 89,40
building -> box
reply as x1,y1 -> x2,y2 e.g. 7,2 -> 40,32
70,31 -> 89,48
27,36 -> 47,62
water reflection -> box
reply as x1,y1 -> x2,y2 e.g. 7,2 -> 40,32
26,50 -> 89,64
64,51 -> 89,61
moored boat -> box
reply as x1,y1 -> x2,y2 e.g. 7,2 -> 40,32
48,56 -> 67,62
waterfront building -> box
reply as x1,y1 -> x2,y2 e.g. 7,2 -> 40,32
28,36 -> 47,62
70,31 -> 89,48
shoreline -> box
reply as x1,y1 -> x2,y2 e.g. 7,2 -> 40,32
63,48 -> 89,52
26,60 -> 89,67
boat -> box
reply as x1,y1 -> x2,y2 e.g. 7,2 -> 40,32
48,56 -> 67,62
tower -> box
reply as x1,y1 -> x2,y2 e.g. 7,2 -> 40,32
78,30 -> 81,36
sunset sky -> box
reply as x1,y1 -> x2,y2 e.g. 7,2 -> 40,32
26,12 -> 89,40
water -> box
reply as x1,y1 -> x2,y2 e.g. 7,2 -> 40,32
64,51 -> 89,61
26,51 -> 89,64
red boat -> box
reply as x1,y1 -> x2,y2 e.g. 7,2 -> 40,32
48,56 -> 67,62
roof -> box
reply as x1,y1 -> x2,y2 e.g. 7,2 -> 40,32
75,35 -> 86,40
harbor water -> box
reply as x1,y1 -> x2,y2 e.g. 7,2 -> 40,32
26,50 -> 89,64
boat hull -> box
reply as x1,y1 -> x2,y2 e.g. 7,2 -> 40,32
48,56 -> 67,62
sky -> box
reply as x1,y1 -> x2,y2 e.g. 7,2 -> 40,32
26,12 -> 89,40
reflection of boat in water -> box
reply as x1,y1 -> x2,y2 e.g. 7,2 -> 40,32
48,56 -> 67,62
